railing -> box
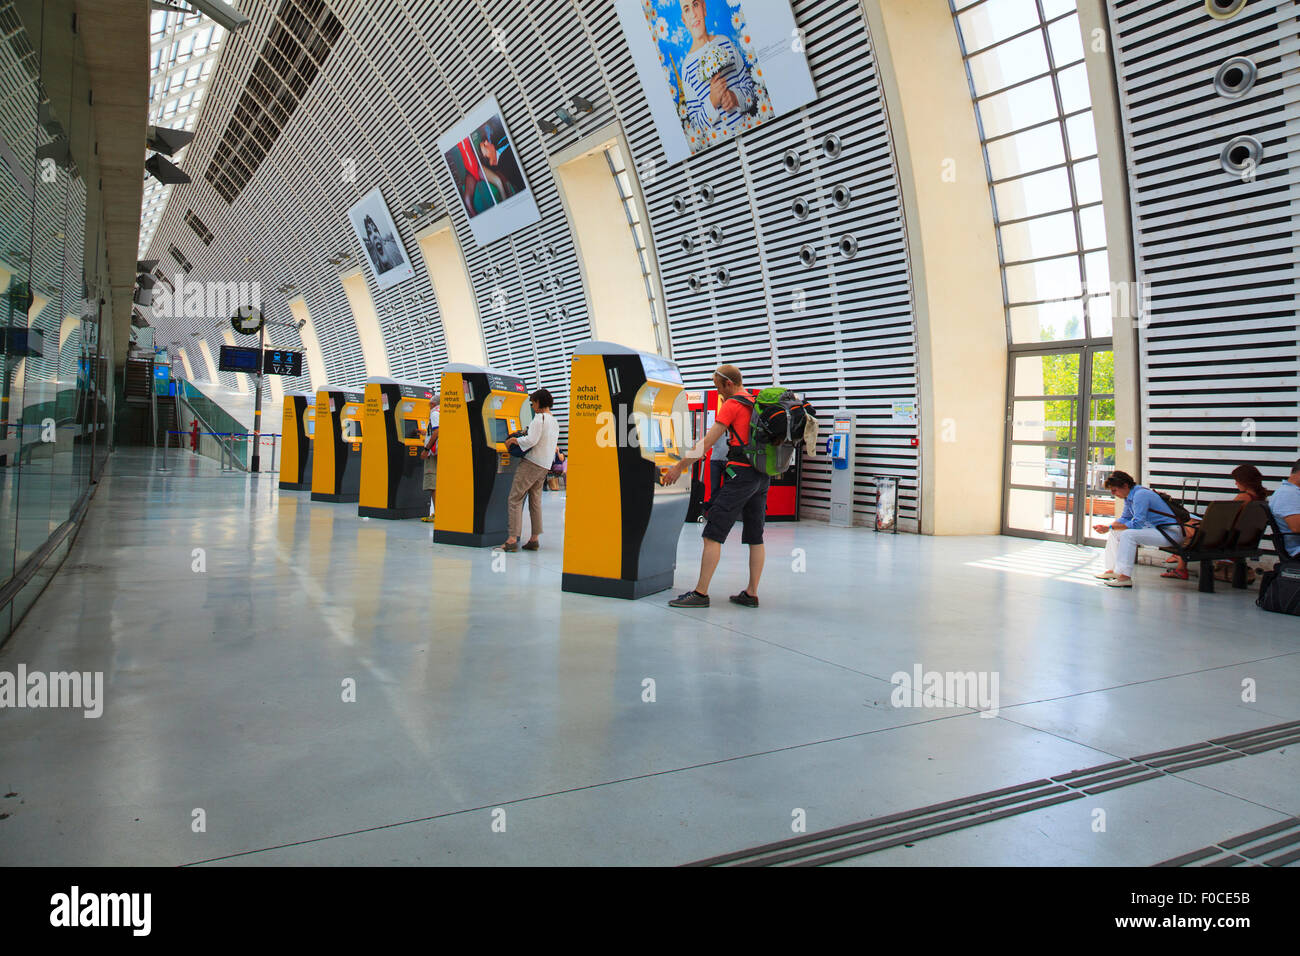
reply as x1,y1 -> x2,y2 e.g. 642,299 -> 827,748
176,389 -> 247,471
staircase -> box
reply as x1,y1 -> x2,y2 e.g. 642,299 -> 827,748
157,394 -> 179,447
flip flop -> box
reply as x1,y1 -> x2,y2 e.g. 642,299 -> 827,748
1160,569 -> 1188,580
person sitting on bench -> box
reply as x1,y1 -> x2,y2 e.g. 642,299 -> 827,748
1094,471 -> 1184,589
1163,464 -> 1269,580
1269,460 -> 1300,561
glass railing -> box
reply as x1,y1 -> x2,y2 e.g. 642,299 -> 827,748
177,381 -> 249,469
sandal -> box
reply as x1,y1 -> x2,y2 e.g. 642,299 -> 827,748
1160,568 -> 1189,580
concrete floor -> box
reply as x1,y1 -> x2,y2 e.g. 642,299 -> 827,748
0,447 -> 1295,866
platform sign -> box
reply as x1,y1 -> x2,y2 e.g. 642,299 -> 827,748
262,349 -> 302,376
218,344 -> 262,373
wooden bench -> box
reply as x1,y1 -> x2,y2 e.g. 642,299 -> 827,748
1158,500 -> 1274,593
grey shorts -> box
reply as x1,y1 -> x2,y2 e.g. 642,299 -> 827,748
422,455 -> 437,490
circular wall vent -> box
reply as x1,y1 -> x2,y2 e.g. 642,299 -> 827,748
838,235 -> 859,259
687,274 -> 704,293
708,224 -> 724,245
822,133 -> 842,159
715,267 -> 731,287
1214,57 -> 1257,98
792,196 -> 811,221
798,244 -> 817,268
671,195 -> 688,215
1220,135 -> 1262,175
1206,0 -> 1247,19
699,183 -> 716,204
832,184 -> 852,209
783,149 -> 801,174
679,235 -> 694,254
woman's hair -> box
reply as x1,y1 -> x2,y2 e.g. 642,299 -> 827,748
531,388 -> 553,409
1104,470 -> 1136,490
1230,463 -> 1270,499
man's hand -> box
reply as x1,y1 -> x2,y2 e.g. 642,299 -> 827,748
1111,522 -> 1127,531
709,73 -> 728,108
1093,523 -> 1109,534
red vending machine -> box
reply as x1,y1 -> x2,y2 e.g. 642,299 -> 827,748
685,389 -> 800,523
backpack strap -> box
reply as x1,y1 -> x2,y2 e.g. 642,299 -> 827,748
722,395 -> 754,466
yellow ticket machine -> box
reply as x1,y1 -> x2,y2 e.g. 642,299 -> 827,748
359,377 -> 435,519
310,385 -> 365,503
433,363 -> 531,547
278,391 -> 315,491
563,342 -> 692,598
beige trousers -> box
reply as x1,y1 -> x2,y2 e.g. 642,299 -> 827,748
508,459 -> 550,539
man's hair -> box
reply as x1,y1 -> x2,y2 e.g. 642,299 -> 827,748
714,364 -> 742,387
430,392 -> 440,406
1104,470 -> 1136,490
1291,460 -> 1300,475
531,388 -> 553,409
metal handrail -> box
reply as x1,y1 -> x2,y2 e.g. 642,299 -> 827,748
177,391 -> 246,472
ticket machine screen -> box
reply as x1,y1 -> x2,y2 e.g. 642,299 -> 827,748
491,419 -> 510,444
401,418 -> 422,441
342,417 -> 362,441
646,418 -> 665,454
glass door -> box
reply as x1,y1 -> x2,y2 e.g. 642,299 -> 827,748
1004,347 -> 1115,544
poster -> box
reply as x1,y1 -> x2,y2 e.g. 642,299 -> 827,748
346,187 -> 415,290
615,0 -> 817,164
437,96 -> 542,247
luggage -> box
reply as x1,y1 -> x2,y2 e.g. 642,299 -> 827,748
1256,561 -> 1300,615
727,388 -> 817,477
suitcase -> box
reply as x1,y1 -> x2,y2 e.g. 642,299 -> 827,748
1256,562 -> 1300,615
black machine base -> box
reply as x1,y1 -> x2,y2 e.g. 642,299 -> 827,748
311,492 -> 359,503
434,528 -> 509,548
278,481 -> 309,491
561,570 -> 675,600
359,505 -> 426,520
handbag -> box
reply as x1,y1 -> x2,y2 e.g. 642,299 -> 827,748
507,429 -> 528,458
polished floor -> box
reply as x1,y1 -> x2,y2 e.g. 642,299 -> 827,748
0,447 -> 1296,866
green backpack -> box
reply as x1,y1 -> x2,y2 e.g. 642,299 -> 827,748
724,388 -> 816,477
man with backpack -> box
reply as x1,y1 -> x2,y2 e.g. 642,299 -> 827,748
1093,470 -> 1186,588
663,365 -> 771,608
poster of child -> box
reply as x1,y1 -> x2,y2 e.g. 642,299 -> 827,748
642,0 -> 775,154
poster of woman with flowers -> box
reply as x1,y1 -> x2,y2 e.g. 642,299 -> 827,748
617,0 -> 816,163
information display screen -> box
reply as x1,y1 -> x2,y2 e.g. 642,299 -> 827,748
263,350 -> 303,376
218,345 -> 262,373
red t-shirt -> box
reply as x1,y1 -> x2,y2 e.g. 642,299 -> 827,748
715,391 -> 754,463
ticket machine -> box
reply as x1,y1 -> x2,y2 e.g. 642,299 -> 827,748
278,391 -> 316,491
433,363 -> 531,546
310,385 -> 364,503
563,342 -> 691,599
359,377 -> 435,519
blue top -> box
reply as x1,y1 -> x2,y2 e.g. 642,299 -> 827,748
1269,480 -> 1300,557
1119,485 -> 1179,530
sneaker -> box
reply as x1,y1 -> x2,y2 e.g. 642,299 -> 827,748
1094,570 -> 1118,579
521,540 -> 539,551
421,516 -> 436,523
729,590 -> 759,608
1104,578 -> 1134,588
669,590 -> 710,608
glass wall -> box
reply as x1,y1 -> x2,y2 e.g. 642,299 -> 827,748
0,0 -> 112,638
952,0 -> 1114,543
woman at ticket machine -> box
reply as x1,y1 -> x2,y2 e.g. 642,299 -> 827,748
420,394 -> 440,523
499,388 -> 559,552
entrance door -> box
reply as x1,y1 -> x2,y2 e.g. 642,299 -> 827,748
1004,348 -> 1115,543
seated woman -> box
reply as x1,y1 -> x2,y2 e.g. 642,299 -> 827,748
1162,464 -> 1270,580
1094,471 -> 1186,589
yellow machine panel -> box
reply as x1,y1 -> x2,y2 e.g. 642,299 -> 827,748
433,364 -> 531,547
278,392 -> 315,491
563,342 -> 691,599
310,386 -> 365,503
359,377 -> 435,519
